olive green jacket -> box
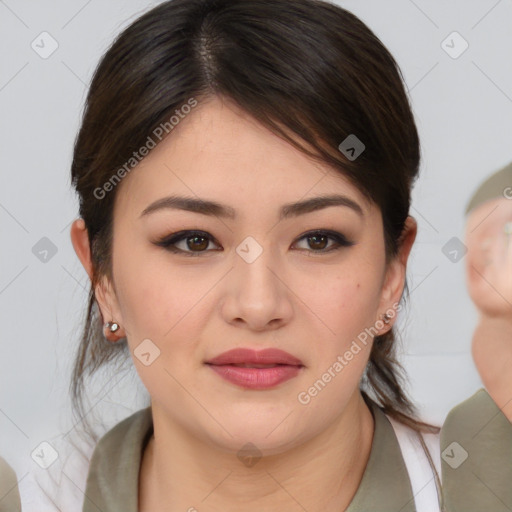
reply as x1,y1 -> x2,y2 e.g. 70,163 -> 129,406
0,457 -> 21,512
440,388 -> 512,511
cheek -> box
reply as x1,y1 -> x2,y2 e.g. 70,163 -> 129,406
113,239 -> 211,342
290,256 -> 384,348
292,273 -> 376,419
466,231 -> 487,268
113,251 -> 217,395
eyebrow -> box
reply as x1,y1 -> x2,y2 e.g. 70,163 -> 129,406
139,193 -> 364,220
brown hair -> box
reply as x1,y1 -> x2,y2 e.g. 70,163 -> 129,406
70,0 -> 438,442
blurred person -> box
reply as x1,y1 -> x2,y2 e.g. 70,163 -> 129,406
440,161 -> 512,511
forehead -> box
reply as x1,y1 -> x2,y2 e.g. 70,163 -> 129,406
113,96 -> 374,219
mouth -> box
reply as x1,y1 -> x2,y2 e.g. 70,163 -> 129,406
214,363 -> 297,368
205,347 -> 304,367
204,348 -> 304,389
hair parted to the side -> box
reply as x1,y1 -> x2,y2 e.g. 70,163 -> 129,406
69,0 -> 438,449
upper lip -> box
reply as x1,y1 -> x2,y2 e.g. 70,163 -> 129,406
205,348 -> 303,366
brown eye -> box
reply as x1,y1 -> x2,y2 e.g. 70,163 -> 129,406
154,230 -> 221,256
307,233 -> 329,250
186,234 -> 209,251
293,230 -> 354,254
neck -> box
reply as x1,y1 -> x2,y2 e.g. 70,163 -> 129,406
139,391 -> 375,512
472,314 -> 512,422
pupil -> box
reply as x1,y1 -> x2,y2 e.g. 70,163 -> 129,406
310,234 -> 327,250
188,235 -> 208,251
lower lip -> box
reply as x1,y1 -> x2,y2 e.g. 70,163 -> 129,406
206,364 -> 302,389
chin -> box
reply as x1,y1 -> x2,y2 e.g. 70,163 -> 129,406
210,429 -> 306,460
195,409 -> 307,454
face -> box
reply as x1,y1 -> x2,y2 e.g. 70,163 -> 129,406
80,96 -> 410,455
465,196 -> 512,317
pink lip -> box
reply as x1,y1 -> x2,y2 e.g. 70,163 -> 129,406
205,348 -> 304,389
206,348 -> 303,366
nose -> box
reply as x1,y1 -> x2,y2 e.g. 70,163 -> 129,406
219,240 -> 294,332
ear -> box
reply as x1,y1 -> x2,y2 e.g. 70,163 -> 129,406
70,218 -> 126,339
377,216 -> 417,332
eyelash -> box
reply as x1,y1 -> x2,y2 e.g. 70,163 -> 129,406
153,229 -> 355,257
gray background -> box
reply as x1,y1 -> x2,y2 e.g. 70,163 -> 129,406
1,0 -> 511,487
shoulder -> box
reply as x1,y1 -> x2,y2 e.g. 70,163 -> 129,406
441,387 -> 512,445
91,406 -> 153,458
0,456 -> 21,512
346,400 -> 436,512
443,388 -> 509,427
83,406 -> 153,511
86,405 -> 153,480
3,408 -> 153,512
440,388 -> 512,511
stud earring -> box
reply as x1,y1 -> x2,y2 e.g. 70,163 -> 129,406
103,320 -> 122,342
382,313 -> 391,325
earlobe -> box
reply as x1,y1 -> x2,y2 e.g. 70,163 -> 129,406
94,276 -> 126,339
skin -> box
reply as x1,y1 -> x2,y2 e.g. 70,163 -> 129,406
465,196 -> 512,422
71,95 -> 417,512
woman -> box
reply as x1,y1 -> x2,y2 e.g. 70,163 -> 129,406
32,0 -> 445,510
